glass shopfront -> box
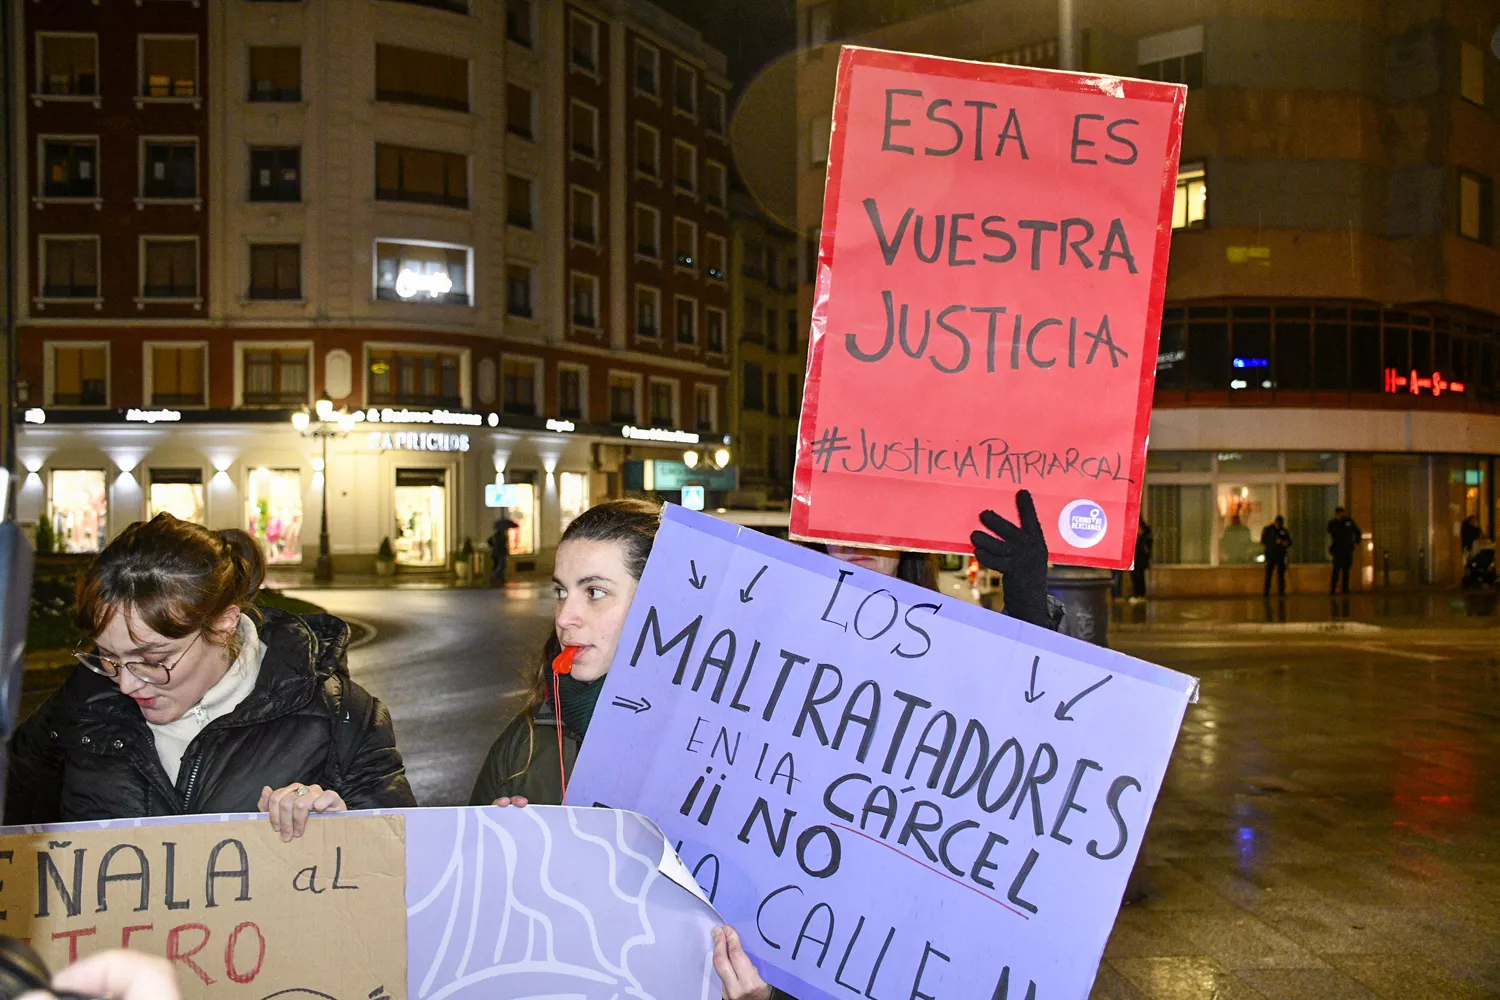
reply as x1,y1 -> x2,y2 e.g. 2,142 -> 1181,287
149,468 -> 205,523
245,467 -> 303,564
1145,452 -> 1342,566
394,467 -> 447,566
49,469 -> 107,553
503,470 -> 538,556
559,471 -> 589,535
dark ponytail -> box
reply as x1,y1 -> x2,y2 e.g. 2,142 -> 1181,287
76,513 -> 266,659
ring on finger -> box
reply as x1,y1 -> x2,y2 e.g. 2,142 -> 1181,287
294,786 -> 309,797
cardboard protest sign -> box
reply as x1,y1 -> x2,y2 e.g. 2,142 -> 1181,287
569,505 -> 1198,1000
0,815 -> 407,998
792,47 -> 1187,568
1,806 -> 723,1000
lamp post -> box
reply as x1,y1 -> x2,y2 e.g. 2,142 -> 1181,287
292,394 -> 355,583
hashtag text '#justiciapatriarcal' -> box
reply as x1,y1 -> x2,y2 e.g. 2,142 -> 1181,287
808,427 -> 1133,484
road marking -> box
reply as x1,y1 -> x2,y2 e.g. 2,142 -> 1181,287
1351,642 -> 1447,662
343,614 -> 379,650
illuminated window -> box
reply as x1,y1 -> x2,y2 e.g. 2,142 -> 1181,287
51,344 -> 107,405
149,344 -> 206,406
374,240 -> 471,305
1173,163 -> 1206,229
367,348 -> 462,406
1459,171 -> 1492,244
242,347 -> 309,405
140,37 -> 198,99
1460,41 -> 1484,106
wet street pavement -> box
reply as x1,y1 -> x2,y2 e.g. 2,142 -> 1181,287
1100,625 -> 1500,999
286,584 -> 554,807
288,587 -> 1500,998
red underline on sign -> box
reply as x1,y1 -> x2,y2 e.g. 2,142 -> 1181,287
830,823 -> 1031,920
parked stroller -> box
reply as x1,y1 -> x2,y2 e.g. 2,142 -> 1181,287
1462,541 -> 1497,589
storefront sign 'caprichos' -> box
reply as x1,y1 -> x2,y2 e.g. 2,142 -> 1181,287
367,431 -> 471,453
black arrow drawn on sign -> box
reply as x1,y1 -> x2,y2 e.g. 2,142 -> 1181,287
611,695 -> 652,714
689,560 -> 707,589
739,565 -> 768,603
1023,655 -> 1046,704
1055,674 -> 1113,722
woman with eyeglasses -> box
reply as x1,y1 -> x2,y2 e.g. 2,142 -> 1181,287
5,513 -> 415,836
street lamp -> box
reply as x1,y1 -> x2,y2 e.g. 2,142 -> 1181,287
292,393 -> 356,582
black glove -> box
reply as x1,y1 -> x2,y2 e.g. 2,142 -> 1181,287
971,490 -> 1051,629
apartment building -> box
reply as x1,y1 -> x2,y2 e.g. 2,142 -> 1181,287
12,0 -> 732,573
794,0 -> 1500,592
730,191 -> 801,504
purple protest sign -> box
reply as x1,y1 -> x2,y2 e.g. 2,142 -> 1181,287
567,505 -> 1198,1000
0,806 -> 722,1000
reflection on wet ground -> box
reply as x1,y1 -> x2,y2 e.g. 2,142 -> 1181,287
1112,591 -> 1500,628
1099,624 -> 1500,999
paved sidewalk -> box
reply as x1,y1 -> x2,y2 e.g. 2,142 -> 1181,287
1112,590 -> 1500,633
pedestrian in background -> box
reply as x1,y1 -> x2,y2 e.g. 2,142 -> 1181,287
488,511 -> 519,585
1130,516 -> 1154,603
1327,506 -> 1362,594
1261,515 -> 1292,596
5,513 -> 415,833
1461,514 -> 1482,555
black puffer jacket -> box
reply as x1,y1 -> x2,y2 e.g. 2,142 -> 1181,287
5,608 -> 415,824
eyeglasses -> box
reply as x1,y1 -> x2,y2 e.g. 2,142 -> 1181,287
73,632 -> 202,687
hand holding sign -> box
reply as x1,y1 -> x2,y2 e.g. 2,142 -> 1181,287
569,505 -> 1198,1000
972,489 -> 1051,628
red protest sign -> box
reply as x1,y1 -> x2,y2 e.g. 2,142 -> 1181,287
792,47 -> 1186,569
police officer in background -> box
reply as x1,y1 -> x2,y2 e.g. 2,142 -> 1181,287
1328,507 -> 1362,594
1260,515 -> 1292,596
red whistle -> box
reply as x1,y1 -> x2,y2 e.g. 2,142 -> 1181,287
552,645 -> 580,675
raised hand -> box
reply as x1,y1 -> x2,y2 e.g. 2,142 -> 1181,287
971,489 -> 1052,629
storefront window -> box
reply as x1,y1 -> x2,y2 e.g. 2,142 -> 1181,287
1146,484 -> 1211,565
50,470 -> 106,553
393,468 -> 447,567
245,468 -> 303,564
559,472 -> 589,535
1144,451 -> 1340,566
1286,484 -> 1339,564
149,469 -> 204,523
1216,484 -> 1275,563
504,471 -> 538,556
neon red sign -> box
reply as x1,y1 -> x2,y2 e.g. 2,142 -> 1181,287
1385,368 -> 1465,396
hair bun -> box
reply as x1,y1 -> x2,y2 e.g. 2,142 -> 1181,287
218,528 -> 267,604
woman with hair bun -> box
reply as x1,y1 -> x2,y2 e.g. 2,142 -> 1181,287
6,513 -> 415,837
